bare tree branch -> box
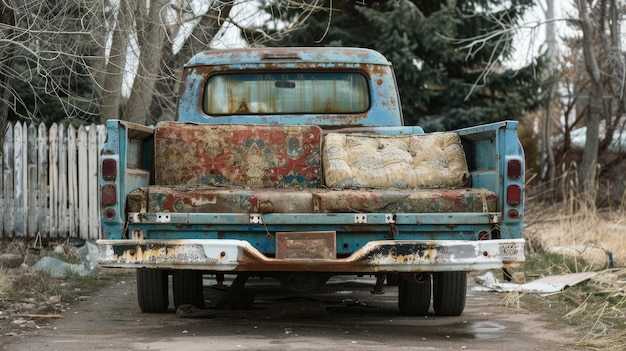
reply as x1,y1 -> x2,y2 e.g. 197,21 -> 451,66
0,0 -> 329,124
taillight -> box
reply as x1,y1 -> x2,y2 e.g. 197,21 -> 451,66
102,184 -> 117,206
506,185 -> 521,205
102,159 -> 117,181
507,159 -> 522,180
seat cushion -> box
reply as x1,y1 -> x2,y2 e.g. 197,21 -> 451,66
313,188 -> 496,213
127,186 -> 495,215
127,186 -> 314,214
154,122 -> 322,188
323,132 -> 470,189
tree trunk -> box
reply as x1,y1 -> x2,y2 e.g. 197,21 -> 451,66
0,4 -> 15,147
577,0 -> 602,202
543,80 -> 556,188
542,0 -> 557,193
89,3 -> 111,124
148,1 -> 235,124
100,1 -> 134,122
122,0 -> 167,125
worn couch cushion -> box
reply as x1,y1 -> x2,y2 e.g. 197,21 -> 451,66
126,186 -> 495,215
154,122 -> 322,188
312,188 -> 496,213
323,132 -> 470,189
127,186 -> 314,214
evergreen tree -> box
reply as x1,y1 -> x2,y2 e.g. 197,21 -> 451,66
255,0 -> 545,131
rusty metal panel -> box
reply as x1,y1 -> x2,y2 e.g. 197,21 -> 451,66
313,188 -> 497,213
126,212 -> 501,226
276,231 -> 336,260
97,238 -> 525,272
185,47 -> 392,67
177,49 -> 404,128
154,122 -> 322,188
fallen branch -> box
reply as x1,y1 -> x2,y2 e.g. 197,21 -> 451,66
13,314 -> 63,319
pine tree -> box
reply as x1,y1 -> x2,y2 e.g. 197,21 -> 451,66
256,0 -> 545,131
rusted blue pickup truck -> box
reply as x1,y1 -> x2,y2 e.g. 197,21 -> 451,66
97,47 -> 525,316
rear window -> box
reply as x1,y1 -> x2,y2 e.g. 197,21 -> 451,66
204,72 -> 369,115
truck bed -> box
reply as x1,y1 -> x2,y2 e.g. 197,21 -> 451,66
131,122 -> 495,215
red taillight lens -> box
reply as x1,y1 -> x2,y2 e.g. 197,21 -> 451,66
102,184 -> 117,206
506,185 -> 522,206
507,159 -> 522,180
102,159 -> 117,181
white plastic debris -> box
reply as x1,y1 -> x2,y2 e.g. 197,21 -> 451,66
32,241 -> 99,278
473,271 -> 598,294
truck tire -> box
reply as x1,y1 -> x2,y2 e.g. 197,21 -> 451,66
137,268 -> 169,313
173,270 -> 205,309
397,273 -> 431,316
432,271 -> 467,316
386,273 -> 400,286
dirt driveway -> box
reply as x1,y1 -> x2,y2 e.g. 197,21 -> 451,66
1,271 -> 585,351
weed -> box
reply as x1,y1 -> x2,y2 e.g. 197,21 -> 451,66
523,252 -> 588,275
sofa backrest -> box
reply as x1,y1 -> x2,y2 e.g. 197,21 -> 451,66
322,132 -> 470,189
154,122 -> 322,188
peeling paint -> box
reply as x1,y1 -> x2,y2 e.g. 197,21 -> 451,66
98,239 -> 525,272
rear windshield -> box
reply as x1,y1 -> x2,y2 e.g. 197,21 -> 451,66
204,72 -> 369,115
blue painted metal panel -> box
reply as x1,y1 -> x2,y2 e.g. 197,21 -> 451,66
176,48 -> 404,127
130,212 -> 499,225
185,47 -> 392,67
100,120 -> 154,240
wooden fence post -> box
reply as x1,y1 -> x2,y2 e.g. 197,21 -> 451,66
88,124 -> 99,240
58,125 -> 68,236
67,125 -> 77,238
49,123 -> 58,238
27,124 -> 38,237
14,122 -> 26,237
77,125 -> 88,239
37,124 -> 48,238
2,124 -> 13,237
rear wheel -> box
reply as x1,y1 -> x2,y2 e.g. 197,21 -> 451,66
172,270 -> 205,309
136,268 -> 169,313
386,273 -> 400,286
397,273 -> 431,316
432,271 -> 467,316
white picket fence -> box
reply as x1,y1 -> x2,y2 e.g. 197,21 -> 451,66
0,122 -> 106,240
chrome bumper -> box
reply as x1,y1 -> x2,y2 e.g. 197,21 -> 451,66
97,238 -> 525,272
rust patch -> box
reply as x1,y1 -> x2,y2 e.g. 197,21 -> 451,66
276,231 -> 336,260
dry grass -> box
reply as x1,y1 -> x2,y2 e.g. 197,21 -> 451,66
523,177 -> 626,350
565,270 -> 626,350
525,190 -> 626,269
0,268 -> 9,294
0,240 -> 107,315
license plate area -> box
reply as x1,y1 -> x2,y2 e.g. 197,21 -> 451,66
275,231 -> 336,260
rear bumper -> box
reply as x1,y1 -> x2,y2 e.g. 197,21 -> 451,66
97,238 -> 525,272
